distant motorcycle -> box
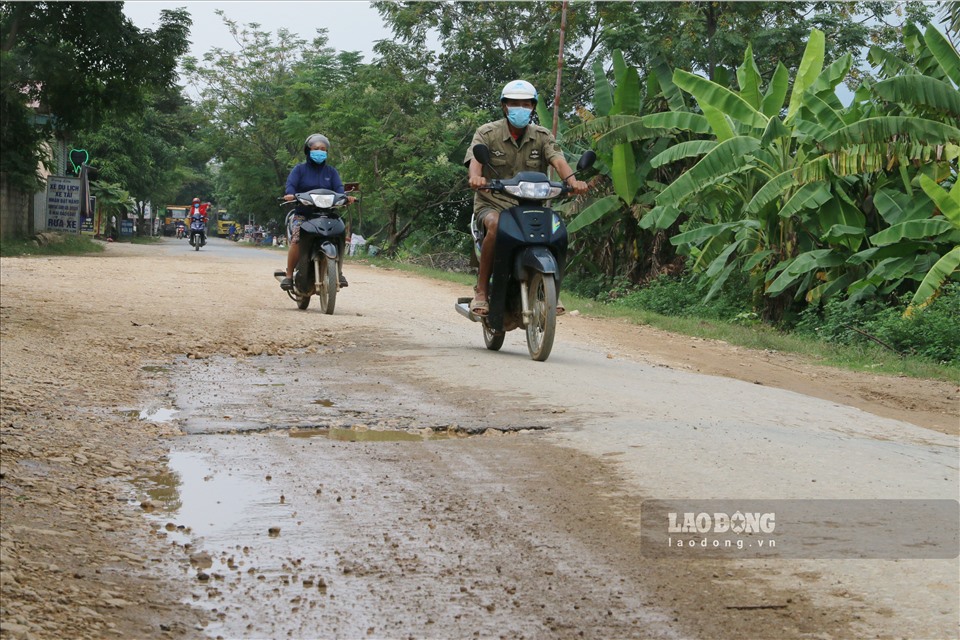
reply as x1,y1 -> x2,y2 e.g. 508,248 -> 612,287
274,189 -> 349,313
175,224 -> 186,239
188,217 -> 206,251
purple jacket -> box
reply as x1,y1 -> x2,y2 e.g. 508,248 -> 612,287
285,162 -> 345,197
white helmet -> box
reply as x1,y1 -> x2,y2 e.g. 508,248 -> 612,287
500,79 -> 538,104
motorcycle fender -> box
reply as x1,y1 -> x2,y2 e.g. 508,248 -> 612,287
320,241 -> 338,260
514,246 -> 557,282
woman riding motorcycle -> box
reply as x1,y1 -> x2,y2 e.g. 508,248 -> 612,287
280,133 -> 355,291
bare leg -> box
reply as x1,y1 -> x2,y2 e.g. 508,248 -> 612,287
475,211 -> 499,303
286,243 -> 299,279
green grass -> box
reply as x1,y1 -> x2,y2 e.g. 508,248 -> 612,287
366,256 -> 959,384
0,233 -> 105,257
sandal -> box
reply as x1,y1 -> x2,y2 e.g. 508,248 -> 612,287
470,298 -> 489,316
557,299 -> 566,316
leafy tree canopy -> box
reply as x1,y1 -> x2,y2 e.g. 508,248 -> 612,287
0,2 -> 190,189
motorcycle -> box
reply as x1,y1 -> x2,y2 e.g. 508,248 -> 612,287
188,217 -> 206,251
175,224 -> 186,240
273,189 -> 349,313
455,144 -> 595,361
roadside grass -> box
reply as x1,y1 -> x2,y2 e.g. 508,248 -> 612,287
0,233 -> 104,257
356,256 -> 959,384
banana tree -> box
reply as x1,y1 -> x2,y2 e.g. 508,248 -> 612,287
642,26 -> 959,319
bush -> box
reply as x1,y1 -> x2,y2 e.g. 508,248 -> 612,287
795,284 -> 960,364
605,274 -> 751,321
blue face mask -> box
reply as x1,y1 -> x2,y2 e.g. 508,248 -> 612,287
506,107 -> 532,128
309,150 -> 328,164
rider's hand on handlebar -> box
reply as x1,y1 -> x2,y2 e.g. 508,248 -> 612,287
566,178 -> 589,196
282,194 -> 295,202
468,175 -> 488,190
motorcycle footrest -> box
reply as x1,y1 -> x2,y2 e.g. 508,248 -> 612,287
455,301 -> 480,322
273,270 -> 286,282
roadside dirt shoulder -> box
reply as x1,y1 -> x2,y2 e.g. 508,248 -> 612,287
557,313 -> 958,436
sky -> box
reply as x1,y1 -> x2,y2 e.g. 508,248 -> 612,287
122,1 -> 396,63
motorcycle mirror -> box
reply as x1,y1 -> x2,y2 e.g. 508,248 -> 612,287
473,144 -> 491,165
576,150 -> 597,172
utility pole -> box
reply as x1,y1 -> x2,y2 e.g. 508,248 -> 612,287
551,0 -> 569,138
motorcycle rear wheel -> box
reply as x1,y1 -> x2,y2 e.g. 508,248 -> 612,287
317,256 -> 337,315
526,272 -> 557,361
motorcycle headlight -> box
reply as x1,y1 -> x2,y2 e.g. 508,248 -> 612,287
505,181 -> 562,200
309,193 -> 336,208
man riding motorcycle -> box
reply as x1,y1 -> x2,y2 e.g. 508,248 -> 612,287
465,80 -> 587,316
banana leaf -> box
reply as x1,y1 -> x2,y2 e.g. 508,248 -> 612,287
924,24 -> 960,87
673,69 -> 768,129
847,242 -> 925,266
701,103 -> 735,141
670,220 -> 757,247
611,141 -> 641,204
736,44 -> 762,109
907,246 -> 960,313
766,248 -> 844,295
656,136 -> 761,208
777,182 -> 832,219
649,140 -> 718,168
744,249 -> 775,270
801,92 -> 845,132
869,219 -> 955,246
652,55 -> 687,112
761,62 -> 790,118
592,60 -> 613,117
760,116 -> 791,147
639,205 -> 682,231
807,54 -> 853,98
566,195 -> 621,234
744,169 -> 800,216
787,28 -> 825,121
872,76 -> 960,118
919,174 -> 960,228
873,187 -> 933,225
819,117 -> 960,152
867,46 -> 918,80
611,56 -> 641,117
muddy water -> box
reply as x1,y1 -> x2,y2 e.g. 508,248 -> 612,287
144,350 -> 686,638
148,434 -> 689,639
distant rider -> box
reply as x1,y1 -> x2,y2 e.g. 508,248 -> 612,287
464,79 -> 587,316
188,197 -> 207,246
280,133 -> 355,291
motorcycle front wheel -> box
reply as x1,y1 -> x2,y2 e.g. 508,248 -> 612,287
482,319 -> 504,351
317,256 -> 337,315
526,272 -> 557,361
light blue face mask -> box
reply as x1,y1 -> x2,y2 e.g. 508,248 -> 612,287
309,150 -> 328,164
506,107 -> 532,128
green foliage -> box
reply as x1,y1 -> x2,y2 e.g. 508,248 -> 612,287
604,274 -> 752,322
0,3 -> 190,189
0,233 -> 104,257
795,284 -> 960,363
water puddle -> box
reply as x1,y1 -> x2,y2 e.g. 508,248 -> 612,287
117,407 -> 179,422
140,407 -> 179,422
142,449 -> 275,545
289,426 -> 461,442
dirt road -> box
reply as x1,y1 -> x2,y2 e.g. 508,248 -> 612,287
1,238 -> 957,639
